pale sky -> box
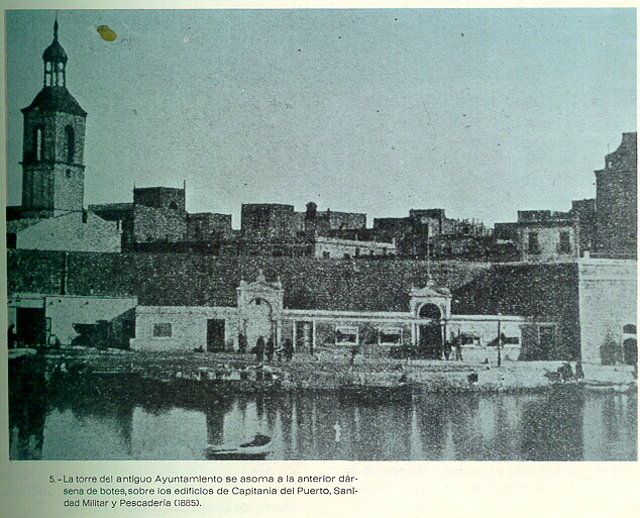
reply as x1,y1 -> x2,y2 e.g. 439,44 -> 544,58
4,9 -> 636,227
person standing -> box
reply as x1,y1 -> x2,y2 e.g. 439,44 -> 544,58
254,336 -> 265,362
349,346 -> 359,366
444,340 -> 452,361
454,337 -> 463,361
283,338 -> 294,362
266,336 -> 275,362
238,332 -> 247,354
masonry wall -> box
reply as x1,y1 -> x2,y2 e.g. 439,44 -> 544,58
187,213 -> 232,240
22,111 -> 86,213
578,260 -> 637,364
452,263 -> 581,360
132,205 -> 187,243
8,250 -> 490,310
321,211 -> 367,230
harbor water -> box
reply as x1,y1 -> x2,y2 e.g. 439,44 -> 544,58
9,375 -> 637,461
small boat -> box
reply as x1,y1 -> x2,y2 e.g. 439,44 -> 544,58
205,434 -> 271,460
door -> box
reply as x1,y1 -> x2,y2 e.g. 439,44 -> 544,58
419,323 -> 442,358
244,298 -> 273,350
623,338 -> 637,365
16,308 -> 46,346
207,319 -> 226,352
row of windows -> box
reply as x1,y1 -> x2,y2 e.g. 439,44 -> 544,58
151,322 -> 404,345
322,249 -> 393,259
151,322 -> 524,347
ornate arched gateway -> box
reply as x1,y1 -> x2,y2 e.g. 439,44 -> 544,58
236,270 -> 284,350
409,282 -> 452,359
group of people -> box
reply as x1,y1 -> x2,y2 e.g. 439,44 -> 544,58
431,339 -> 463,361
241,333 -> 295,363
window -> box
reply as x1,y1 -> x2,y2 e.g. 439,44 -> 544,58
35,126 -> 44,161
335,326 -> 359,345
153,323 -> 172,337
323,251 -> 330,258
66,169 -> 72,178
559,231 -> 571,253
528,232 -> 540,254
459,333 -> 480,346
65,125 -> 75,163
379,327 -> 402,345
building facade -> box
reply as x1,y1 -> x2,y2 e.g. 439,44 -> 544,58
131,272 -> 526,363
578,259 -> 637,365
8,293 -> 137,348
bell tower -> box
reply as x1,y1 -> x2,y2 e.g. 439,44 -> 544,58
20,18 -> 87,218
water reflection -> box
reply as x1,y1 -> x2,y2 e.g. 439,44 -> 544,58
9,377 -> 637,461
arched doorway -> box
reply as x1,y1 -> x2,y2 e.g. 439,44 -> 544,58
623,338 -> 637,365
418,303 -> 442,359
244,298 -> 273,350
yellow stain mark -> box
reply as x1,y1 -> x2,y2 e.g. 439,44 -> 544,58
97,25 -> 117,42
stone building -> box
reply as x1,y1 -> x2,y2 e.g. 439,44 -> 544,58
303,202 -> 367,235
312,236 -> 396,258
187,212 -> 233,241
594,132 -> 637,258
240,202 -> 366,242
373,209 -> 490,259
240,204 -> 304,241
90,185 -> 233,249
494,201 -> 597,263
518,215 -> 579,262
6,20 -> 121,253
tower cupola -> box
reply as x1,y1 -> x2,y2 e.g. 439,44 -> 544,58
42,19 -> 68,86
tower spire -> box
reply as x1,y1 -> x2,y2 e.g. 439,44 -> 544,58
54,15 -> 59,41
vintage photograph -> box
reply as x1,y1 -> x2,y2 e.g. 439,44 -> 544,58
5,8 -> 637,461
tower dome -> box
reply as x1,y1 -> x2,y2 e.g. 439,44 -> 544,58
43,37 -> 68,63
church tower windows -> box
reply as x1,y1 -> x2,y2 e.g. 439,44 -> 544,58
34,125 -> 44,161
65,125 -> 75,163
